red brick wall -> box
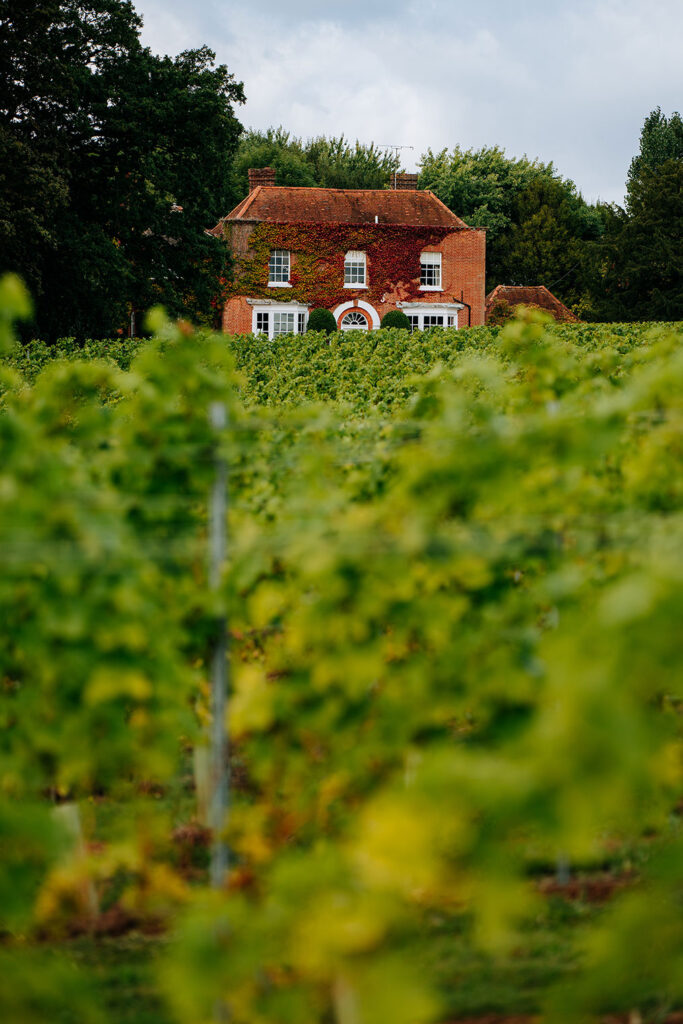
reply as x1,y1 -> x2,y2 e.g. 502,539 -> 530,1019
221,225 -> 486,333
223,296 -> 253,334
378,228 -> 485,326
446,228 -> 486,326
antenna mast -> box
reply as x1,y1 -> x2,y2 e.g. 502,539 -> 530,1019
378,145 -> 415,188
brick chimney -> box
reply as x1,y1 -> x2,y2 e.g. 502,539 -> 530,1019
393,172 -> 419,190
248,166 -> 276,193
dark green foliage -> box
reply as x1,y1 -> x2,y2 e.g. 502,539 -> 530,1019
492,176 -> 602,309
0,0 -> 245,339
626,107 -> 683,212
0,0 -> 144,332
231,128 -> 317,197
419,145 -> 602,310
304,135 -> 399,190
588,109 -> 683,321
591,160 -> 683,321
0,128 -> 68,304
231,128 -> 400,200
305,307 -> 337,334
380,309 -> 411,329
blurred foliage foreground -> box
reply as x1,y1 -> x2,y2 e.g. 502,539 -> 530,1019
1,275 -> 683,1023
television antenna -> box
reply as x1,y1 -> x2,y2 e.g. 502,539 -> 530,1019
378,145 -> 415,188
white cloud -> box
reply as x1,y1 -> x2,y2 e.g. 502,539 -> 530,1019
133,0 -> 683,205
135,0 -> 207,56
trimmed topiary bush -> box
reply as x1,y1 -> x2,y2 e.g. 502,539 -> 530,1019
306,308 -> 337,334
380,309 -> 411,330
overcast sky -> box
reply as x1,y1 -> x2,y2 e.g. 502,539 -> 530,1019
133,0 -> 682,206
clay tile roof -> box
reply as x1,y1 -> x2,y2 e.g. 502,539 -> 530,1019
485,285 -> 579,323
211,186 -> 468,231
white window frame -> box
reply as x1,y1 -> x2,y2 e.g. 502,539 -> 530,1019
332,300 -> 380,329
340,310 -> 370,331
344,250 -> 367,288
420,251 -> 442,291
268,249 -> 291,287
249,300 -> 309,340
396,301 -> 462,332
255,311 -> 269,335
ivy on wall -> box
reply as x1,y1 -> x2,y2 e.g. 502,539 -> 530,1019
222,222 -> 453,311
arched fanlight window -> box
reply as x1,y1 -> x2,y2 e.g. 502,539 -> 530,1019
340,310 -> 369,330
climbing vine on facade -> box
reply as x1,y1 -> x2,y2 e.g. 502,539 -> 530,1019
222,222 -> 452,309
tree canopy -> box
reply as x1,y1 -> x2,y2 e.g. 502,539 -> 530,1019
232,128 -> 317,196
588,108 -> 683,321
1,1 -> 679,334
419,145 -> 555,240
231,127 -> 400,199
0,0 -> 245,339
626,106 -> 683,211
492,176 -> 603,310
419,145 -> 602,304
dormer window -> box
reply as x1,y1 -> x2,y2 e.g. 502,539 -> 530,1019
344,251 -> 367,288
268,249 -> 291,286
420,251 -> 442,290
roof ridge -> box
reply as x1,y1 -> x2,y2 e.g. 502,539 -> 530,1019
236,185 -> 262,217
254,185 -> 424,194
424,189 -> 466,228
218,185 -> 264,224
220,185 -> 469,229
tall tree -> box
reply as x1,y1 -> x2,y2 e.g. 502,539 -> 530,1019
626,107 -> 683,211
492,176 -> 602,309
0,0 -> 245,338
589,108 -> 683,322
419,145 -> 601,304
0,129 -> 68,302
84,42 -> 245,331
304,135 -> 399,190
0,0 -> 143,320
231,128 -> 317,197
231,128 -> 400,199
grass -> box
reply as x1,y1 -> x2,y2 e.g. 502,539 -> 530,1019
35,900 -> 593,1024
421,902 -> 589,1019
46,788 -> 643,1022
57,934 -> 173,1024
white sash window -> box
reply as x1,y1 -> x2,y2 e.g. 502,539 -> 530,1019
344,251 -> 367,287
420,251 -> 442,290
268,249 -> 291,286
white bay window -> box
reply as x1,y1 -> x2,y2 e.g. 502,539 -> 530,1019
250,300 -> 309,339
397,301 -> 463,332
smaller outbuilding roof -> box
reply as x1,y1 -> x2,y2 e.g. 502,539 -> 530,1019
485,285 -> 579,323
209,185 -> 468,233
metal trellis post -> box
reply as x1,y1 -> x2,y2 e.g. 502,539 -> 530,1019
209,401 -> 229,890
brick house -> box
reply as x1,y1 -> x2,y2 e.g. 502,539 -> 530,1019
208,168 -> 485,337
